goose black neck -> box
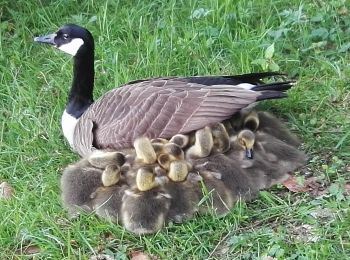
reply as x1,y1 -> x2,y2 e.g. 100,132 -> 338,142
66,49 -> 94,119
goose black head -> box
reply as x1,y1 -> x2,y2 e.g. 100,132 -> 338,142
34,24 -> 94,57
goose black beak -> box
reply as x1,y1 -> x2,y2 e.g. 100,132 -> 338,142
34,33 -> 56,45
245,148 -> 254,159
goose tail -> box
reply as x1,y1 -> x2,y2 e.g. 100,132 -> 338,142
226,72 -> 287,84
256,91 -> 288,101
252,80 -> 297,92
254,78 -> 297,101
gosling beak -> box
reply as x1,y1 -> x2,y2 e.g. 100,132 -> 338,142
245,148 -> 254,159
34,33 -> 56,45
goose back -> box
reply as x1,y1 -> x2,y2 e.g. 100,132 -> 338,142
73,79 -> 263,156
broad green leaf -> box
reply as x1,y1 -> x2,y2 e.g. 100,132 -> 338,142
269,61 -> 280,72
265,43 -> 275,59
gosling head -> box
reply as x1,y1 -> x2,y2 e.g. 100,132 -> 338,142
34,24 -> 94,57
237,130 -> 255,159
243,111 -> 259,131
133,137 -> 157,164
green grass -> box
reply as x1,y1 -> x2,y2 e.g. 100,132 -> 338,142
1,0 -> 349,259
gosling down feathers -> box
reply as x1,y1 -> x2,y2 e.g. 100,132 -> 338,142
34,24 -> 296,157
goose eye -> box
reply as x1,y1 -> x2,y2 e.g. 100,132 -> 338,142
62,34 -> 69,40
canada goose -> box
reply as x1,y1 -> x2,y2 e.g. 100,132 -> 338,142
156,143 -> 185,169
121,188 -> 171,235
134,137 -> 157,164
233,113 -> 306,170
242,110 -> 260,132
164,172 -> 202,223
229,110 -> 301,147
210,122 -> 230,153
197,170 -> 235,216
60,160 -> 103,216
34,24 -> 295,157
168,160 -> 191,182
255,111 -> 301,147
253,131 -> 307,175
90,184 -> 128,222
186,126 -> 214,159
169,134 -> 190,148
136,167 -> 168,191
228,129 -> 304,186
195,153 -> 258,201
101,164 -> 121,187
226,132 -> 279,189
87,150 -> 126,169
230,129 -> 255,160
151,138 -> 169,144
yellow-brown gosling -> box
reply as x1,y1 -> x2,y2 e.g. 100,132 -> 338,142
163,172 -> 202,223
121,188 -> 171,235
101,165 -> 121,187
198,169 -> 235,216
169,134 -> 190,148
87,150 -> 126,169
134,137 -> 157,164
61,160 -> 103,217
186,126 -> 214,159
90,184 -> 128,223
168,160 -> 191,182
210,122 -> 231,153
136,167 -> 168,192
195,153 -> 258,201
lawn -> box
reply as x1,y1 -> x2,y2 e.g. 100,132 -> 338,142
0,0 -> 349,259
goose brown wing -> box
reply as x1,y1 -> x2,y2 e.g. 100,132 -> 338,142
73,79 -> 261,156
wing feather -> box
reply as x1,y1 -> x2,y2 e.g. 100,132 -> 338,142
73,79 -> 262,154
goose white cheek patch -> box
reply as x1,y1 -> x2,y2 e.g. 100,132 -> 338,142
58,38 -> 84,56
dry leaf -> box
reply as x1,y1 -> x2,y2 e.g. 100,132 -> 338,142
344,183 -> 350,195
283,176 -> 327,196
338,6 -> 348,16
15,245 -> 41,255
0,182 -> 14,199
282,176 -> 312,193
290,224 -> 320,243
130,251 -> 151,260
103,231 -> 116,241
309,208 -> 334,222
70,240 -> 79,249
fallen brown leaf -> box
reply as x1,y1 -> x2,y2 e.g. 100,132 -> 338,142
282,176 -> 350,198
103,231 -> 116,241
282,175 -> 319,193
309,207 -> 334,222
15,245 -> 41,255
69,239 -> 79,249
338,6 -> 348,16
0,182 -> 14,199
344,183 -> 350,196
289,224 -> 320,243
